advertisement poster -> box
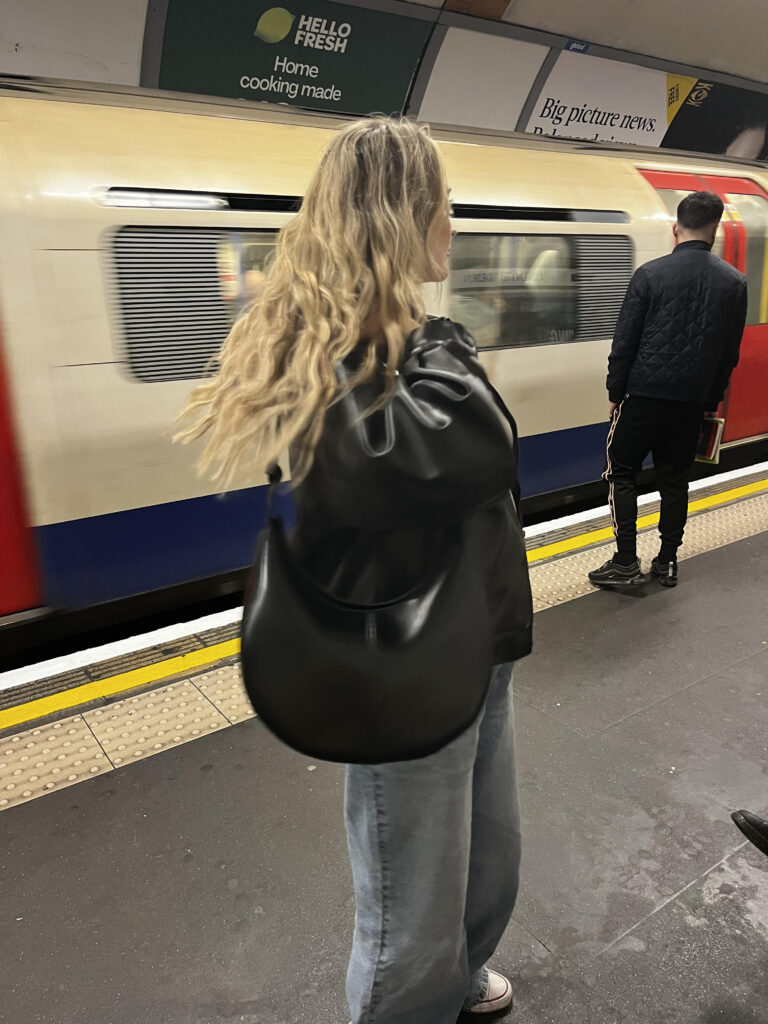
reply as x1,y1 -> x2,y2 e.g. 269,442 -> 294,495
416,28 -> 548,131
159,0 -> 433,115
662,81 -> 768,161
526,50 -> 695,148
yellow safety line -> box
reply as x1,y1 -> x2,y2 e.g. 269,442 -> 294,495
527,476 -> 768,563
0,639 -> 241,731
3,475 -> 768,732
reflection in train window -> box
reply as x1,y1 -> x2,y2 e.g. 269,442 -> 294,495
448,234 -> 633,349
218,232 -> 277,323
449,235 -> 575,349
726,194 -> 768,324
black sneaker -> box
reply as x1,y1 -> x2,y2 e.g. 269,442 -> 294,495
731,810 -> 768,858
651,557 -> 678,588
588,558 -> 645,587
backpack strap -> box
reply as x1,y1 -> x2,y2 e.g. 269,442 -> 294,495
265,464 -> 283,519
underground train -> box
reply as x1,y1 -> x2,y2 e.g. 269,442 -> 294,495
1,78 -> 767,622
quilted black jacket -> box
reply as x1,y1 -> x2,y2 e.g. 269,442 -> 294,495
607,240 -> 747,411
291,317 -> 533,665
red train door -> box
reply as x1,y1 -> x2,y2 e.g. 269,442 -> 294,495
639,168 -> 768,442
698,176 -> 768,441
0,334 -> 42,615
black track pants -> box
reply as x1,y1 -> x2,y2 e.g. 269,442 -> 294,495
604,395 -> 704,560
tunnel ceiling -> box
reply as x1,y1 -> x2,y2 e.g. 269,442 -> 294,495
399,0 -> 768,85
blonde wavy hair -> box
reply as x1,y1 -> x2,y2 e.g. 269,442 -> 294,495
176,116 -> 449,485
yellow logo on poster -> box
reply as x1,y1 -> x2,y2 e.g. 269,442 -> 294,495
255,7 -> 295,43
685,82 -> 714,109
666,74 -> 697,124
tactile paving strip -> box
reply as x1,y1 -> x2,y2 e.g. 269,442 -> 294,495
549,542 -> 615,575
0,716 -> 111,810
528,562 -> 595,607
558,531 -> 656,573
681,493 -> 768,557
194,663 -> 256,725
83,680 -> 229,767
635,531 -> 662,560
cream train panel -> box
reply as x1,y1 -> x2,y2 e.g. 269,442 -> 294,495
480,341 -> 611,439
18,214 -> 292,525
35,250 -> 112,367
6,102 -> 329,250
442,145 -> 648,219
0,157 -> 61,518
0,242 -> 625,528
41,365 -> 258,525
9,100 -> 650,249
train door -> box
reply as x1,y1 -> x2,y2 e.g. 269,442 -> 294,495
698,176 -> 768,441
640,169 -> 768,442
0,335 -> 42,616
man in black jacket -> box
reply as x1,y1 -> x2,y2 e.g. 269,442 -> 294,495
589,191 -> 747,588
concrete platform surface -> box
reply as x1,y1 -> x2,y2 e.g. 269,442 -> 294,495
1,533 -> 767,1024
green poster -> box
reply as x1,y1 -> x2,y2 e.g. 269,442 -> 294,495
159,0 -> 433,115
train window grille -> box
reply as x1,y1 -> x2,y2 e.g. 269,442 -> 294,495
111,226 -> 276,383
448,234 -> 634,349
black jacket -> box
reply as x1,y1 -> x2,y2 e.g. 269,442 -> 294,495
292,317 -> 533,665
607,240 -> 747,411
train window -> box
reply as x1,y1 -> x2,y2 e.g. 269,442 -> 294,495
726,194 -> 768,324
447,234 -> 633,349
112,226 -> 632,379
655,189 -> 725,258
217,232 -> 277,324
112,227 -> 276,382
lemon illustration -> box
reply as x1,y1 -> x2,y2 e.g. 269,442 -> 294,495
254,7 -> 295,43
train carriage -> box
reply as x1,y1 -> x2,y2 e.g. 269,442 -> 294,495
1,79 -> 767,620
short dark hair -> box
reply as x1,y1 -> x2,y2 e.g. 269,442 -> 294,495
677,191 -> 724,230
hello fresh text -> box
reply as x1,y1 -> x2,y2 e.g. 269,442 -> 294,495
294,15 -> 351,52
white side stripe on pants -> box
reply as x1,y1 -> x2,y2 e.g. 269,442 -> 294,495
603,397 -> 626,540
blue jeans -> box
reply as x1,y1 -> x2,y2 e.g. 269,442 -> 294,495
345,664 -> 520,1024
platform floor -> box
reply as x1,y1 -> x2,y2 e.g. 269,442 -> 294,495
2,534 -> 768,1024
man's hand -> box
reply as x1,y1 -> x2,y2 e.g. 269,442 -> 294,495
609,401 -> 618,417
703,410 -> 718,419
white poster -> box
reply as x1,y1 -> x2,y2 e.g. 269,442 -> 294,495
526,50 -> 695,147
416,28 -> 548,131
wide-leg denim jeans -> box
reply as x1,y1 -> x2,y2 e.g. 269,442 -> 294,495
345,663 -> 520,1024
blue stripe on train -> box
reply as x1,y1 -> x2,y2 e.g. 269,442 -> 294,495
35,420 -> 610,608
518,420 -> 609,496
35,486 -> 296,609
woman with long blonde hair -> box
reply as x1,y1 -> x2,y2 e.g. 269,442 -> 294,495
178,118 -> 532,1022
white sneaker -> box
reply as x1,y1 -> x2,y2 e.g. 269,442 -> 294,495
465,969 -> 514,1014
